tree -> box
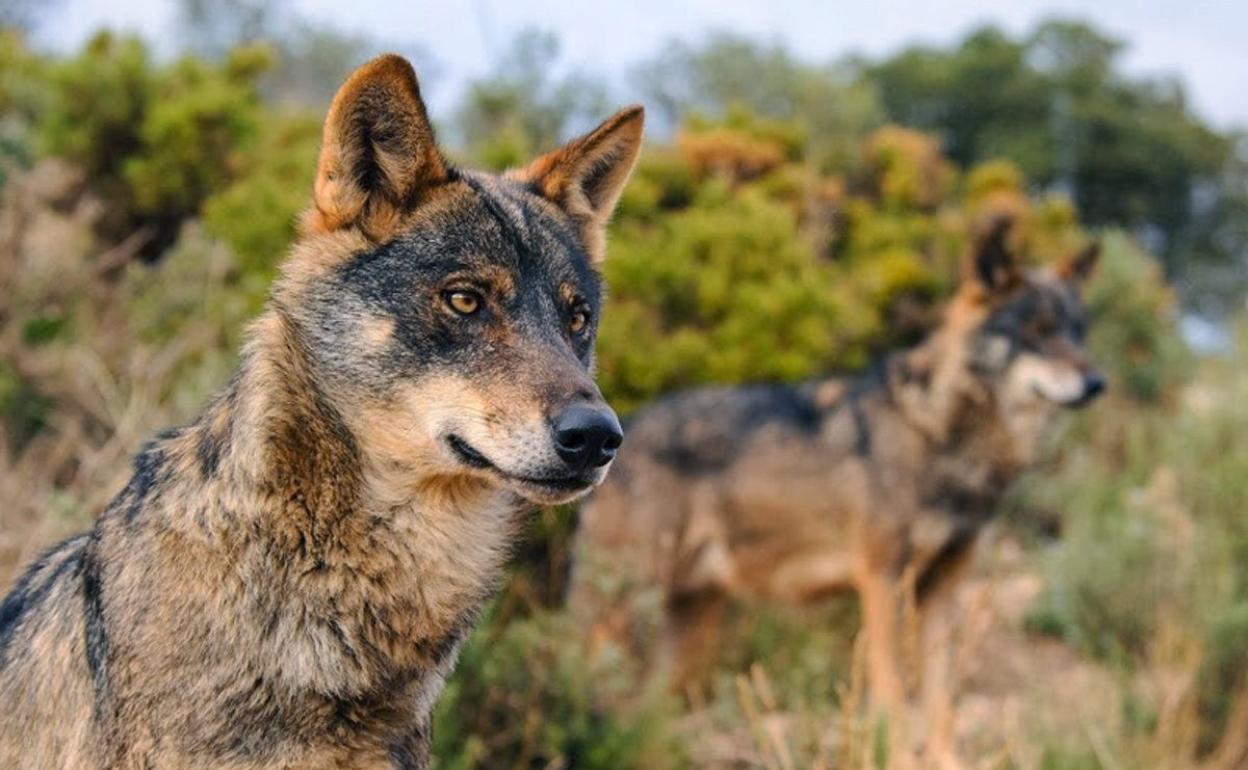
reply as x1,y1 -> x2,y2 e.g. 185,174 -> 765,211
455,29 -> 609,170
864,19 -> 1239,307
36,33 -> 267,256
633,34 -> 883,172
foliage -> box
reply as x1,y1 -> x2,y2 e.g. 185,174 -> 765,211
862,125 -> 953,210
865,20 -> 1238,305
1082,232 -> 1191,402
34,32 -> 268,254
455,29 -> 609,170
200,111 -> 321,301
0,29 -> 46,180
635,33 -> 883,173
432,608 -> 685,770
601,180 -> 852,412
1018,241 -> 1243,755
1024,331 -> 1248,753
631,23 -> 1245,308
175,0 -> 417,109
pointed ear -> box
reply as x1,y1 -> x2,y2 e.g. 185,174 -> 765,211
310,54 -> 448,241
1057,240 -> 1101,287
511,105 -> 645,263
965,215 -> 1021,295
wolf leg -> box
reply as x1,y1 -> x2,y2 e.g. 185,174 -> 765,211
662,589 -> 727,698
916,548 -> 976,770
856,567 -> 913,768
857,569 -> 906,712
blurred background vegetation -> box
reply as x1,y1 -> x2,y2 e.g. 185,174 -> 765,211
1,2 -> 1247,767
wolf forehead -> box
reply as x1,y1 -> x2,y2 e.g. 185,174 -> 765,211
332,172 -> 604,312
981,272 -> 1089,340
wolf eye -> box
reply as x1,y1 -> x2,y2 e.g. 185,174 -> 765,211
569,308 -> 591,335
444,290 -> 482,316
1033,317 -> 1059,337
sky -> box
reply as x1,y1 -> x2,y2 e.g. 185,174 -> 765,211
32,0 -> 1248,130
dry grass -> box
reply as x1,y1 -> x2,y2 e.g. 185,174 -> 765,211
0,160 -> 240,583
664,530 -> 1248,770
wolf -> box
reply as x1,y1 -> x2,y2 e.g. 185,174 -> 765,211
571,218 -> 1103,765
0,55 -> 642,769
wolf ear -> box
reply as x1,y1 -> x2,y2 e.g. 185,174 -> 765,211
966,215 -> 1021,295
1057,241 -> 1101,287
511,105 -> 645,263
310,54 -> 448,241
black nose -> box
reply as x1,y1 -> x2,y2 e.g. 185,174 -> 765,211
553,405 -> 623,472
1083,372 -> 1107,401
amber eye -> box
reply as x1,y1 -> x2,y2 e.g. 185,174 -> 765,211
569,308 -> 590,335
444,290 -> 482,316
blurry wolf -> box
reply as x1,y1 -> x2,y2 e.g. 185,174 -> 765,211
572,218 -> 1102,766
0,55 -> 642,768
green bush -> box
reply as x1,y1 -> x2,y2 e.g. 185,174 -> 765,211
121,49 -> 266,222
35,33 -> 267,252
432,609 -> 685,770
1025,306 -> 1248,752
1083,232 -> 1192,403
0,29 -> 48,182
600,183 -> 855,412
201,111 -> 321,299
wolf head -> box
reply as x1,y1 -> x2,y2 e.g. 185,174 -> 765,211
960,217 -> 1105,412
895,215 -> 1105,465
895,216 -> 1106,460
273,55 -> 643,506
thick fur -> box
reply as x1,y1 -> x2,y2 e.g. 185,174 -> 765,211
0,55 -> 643,769
571,219 -> 1103,763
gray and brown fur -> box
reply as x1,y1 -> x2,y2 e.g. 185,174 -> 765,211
0,55 -> 643,769
571,218 -> 1103,765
